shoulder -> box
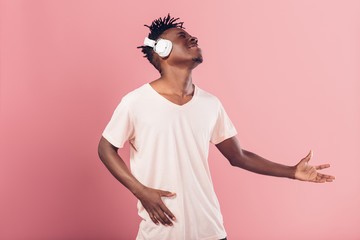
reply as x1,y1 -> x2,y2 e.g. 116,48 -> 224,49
196,84 -> 221,106
120,83 -> 149,105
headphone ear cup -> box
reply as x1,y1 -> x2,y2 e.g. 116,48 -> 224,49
154,39 -> 172,58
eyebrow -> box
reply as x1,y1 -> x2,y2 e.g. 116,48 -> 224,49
177,31 -> 192,37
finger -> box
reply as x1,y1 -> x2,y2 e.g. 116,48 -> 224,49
315,174 -> 334,183
315,175 -> 326,183
325,175 -> 335,181
160,190 -> 176,197
144,205 -> 159,225
315,164 -> 330,170
153,208 -> 166,225
153,215 -> 161,225
148,209 -> 159,225
302,150 -> 312,164
159,201 -> 176,222
305,150 -> 312,159
155,206 -> 172,226
317,173 -> 335,180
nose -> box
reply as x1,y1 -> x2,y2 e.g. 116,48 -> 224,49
190,37 -> 198,45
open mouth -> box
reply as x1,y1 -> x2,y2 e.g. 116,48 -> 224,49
189,45 -> 199,48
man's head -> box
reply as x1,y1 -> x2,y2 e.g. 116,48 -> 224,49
137,13 -> 203,75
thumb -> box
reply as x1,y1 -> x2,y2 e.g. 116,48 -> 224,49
304,150 -> 313,163
160,190 -> 176,197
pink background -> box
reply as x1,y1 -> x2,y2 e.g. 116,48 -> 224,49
1,0 -> 359,239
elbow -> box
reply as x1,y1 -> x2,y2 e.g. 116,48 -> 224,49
229,158 -> 236,167
229,157 -> 237,166
230,150 -> 247,167
230,159 -> 238,167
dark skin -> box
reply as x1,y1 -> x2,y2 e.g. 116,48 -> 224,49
98,27 -> 335,227
216,137 -> 335,183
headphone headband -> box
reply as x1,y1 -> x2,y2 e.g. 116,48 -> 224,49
144,37 -> 156,48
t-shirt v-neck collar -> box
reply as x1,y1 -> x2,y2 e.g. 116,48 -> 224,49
146,82 -> 198,109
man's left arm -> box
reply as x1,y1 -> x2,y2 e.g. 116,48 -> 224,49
215,136 -> 335,183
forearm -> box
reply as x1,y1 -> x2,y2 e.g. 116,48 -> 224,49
233,150 -> 296,179
98,148 -> 145,198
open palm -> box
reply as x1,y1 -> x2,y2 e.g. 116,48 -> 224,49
294,150 -> 335,183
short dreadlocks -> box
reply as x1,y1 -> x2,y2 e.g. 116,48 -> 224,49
137,13 -> 185,74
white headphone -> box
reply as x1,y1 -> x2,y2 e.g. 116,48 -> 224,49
143,37 -> 172,58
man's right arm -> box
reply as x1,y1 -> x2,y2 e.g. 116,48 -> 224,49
97,136 -> 177,226
97,136 -> 145,198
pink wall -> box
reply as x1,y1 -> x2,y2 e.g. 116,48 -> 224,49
1,0 -> 359,239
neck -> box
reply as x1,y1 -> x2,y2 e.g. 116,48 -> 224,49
159,67 -> 194,96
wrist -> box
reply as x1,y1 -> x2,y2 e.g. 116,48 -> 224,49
132,184 -> 146,199
289,165 -> 297,179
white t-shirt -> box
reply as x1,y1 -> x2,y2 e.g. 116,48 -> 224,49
102,82 -> 238,240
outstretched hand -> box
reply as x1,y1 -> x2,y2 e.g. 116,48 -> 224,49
294,150 -> 335,183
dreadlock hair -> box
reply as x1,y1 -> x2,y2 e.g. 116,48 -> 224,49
137,13 -> 185,74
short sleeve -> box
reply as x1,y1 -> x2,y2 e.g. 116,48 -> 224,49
102,97 -> 135,148
210,100 -> 238,145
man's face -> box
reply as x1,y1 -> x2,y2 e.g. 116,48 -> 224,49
158,27 -> 203,69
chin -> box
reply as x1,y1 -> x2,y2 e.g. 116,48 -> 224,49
192,56 -> 203,63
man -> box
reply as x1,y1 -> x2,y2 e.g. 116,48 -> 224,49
98,13 -> 335,240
